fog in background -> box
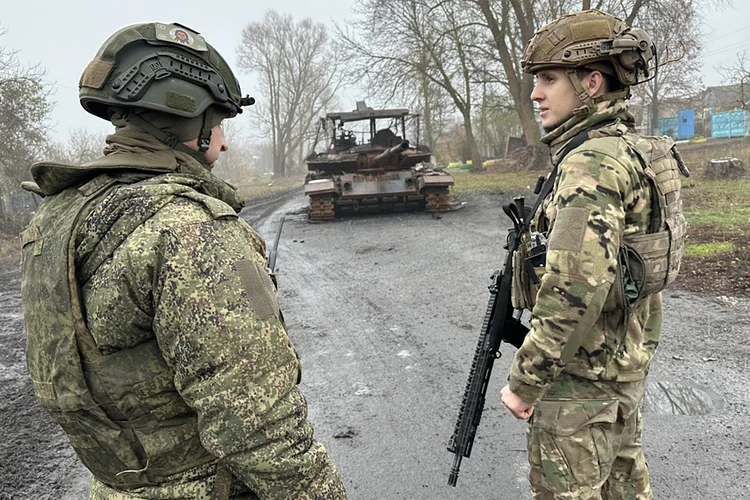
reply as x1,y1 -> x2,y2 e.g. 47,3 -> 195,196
1,0 -> 748,142
1,0 -> 355,140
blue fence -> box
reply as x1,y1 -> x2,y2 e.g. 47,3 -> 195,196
711,110 -> 747,138
678,110 -> 695,140
658,117 -> 679,139
659,109 -> 748,140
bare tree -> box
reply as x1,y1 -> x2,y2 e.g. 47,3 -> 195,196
338,0 -> 487,170
237,11 -> 341,177
0,26 -> 53,196
716,51 -> 750,110
629,1 -> 703,134
45,128 -> 106,165
481,93 -> 524,157
251,140 -> 275,177
334,6 -> 455,155
211,120 -> 258,184
473,0 -> 726,145
474,0 -> 645,146
475,0 -> 540,146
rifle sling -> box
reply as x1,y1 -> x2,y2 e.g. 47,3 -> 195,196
528,119 -> 619,362
529,119 -> 618,220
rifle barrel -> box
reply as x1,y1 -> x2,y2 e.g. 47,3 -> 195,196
447,199 -> 530,486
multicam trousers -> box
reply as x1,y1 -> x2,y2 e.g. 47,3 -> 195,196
526,374 -> 653,500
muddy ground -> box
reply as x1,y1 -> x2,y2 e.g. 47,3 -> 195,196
1,190 -> 748,499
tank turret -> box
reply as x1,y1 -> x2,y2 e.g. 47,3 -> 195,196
371,141 -> 409,166
304,102 -> 454,221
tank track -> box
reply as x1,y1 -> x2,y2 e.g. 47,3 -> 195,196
425,187 -> 451,212
308,195 -> 336,221
309,188 -> 451,221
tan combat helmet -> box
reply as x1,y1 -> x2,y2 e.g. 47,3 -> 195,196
79,22 -> 254,152
521,9 -> 655,105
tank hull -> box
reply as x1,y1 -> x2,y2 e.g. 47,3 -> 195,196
304,102 -> 454,221
304,169 -> 453,221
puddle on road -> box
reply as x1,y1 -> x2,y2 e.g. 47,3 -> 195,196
643,378 -> 722,416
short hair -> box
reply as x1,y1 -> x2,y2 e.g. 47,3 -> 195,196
575,67 -> 623,94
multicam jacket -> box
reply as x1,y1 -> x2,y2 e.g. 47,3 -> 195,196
509,100 -> 675,404
20,125 -> 347,500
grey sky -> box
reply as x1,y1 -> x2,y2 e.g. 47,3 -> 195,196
1,0 -> 356,141
2,0 -> 749,142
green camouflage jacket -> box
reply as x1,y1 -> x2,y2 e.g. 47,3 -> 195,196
20,125 -> 346,499
509,100 -> 663,404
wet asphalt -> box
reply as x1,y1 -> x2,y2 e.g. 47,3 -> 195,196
1,189 -> 747,499
253,190 -> 750,500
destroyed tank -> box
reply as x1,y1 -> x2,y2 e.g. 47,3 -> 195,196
304,101 -> 454,221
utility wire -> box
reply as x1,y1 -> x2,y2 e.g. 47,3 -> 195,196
704,37 -> 750,58
703,24 -> 750,44
40,79 -> 78,92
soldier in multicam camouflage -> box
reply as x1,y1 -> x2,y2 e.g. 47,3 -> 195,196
19,22 -> 347,500
499,10 -> 688,500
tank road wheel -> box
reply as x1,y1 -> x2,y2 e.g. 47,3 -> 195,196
308,195 -> 336,221
425,188 -> 451,212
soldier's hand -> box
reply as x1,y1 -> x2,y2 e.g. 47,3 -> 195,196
501,384 -> 534,420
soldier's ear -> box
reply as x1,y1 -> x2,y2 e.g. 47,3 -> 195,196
584,71 -> 606,98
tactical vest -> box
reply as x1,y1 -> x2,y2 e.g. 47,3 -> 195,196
511,127 -> 689,312
20,173 -> 229,491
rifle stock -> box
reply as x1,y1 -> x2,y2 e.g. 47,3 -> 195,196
447,199 -> 530,486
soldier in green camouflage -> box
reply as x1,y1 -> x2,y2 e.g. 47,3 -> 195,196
19,22 -> 347,500
499,10 -> 688,499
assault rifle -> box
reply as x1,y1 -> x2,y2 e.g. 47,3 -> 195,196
266,217 -> 285,288
447,197 -> 532,487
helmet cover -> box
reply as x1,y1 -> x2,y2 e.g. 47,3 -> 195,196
521,9 -> 655,88
79,22 -> 251,121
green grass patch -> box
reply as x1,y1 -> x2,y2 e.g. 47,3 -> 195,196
684,206 -> 750,227
234,173 -> 306,203
678,145 -> 750,231
681,176 -> 749,205
450,145 -> 750,285
677,137 -> 750,176
684,241 -> 736,258
450,169 -> 543,195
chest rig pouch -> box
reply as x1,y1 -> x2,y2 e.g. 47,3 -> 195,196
614,131 -> 689,300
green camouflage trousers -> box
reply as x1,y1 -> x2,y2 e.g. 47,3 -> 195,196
526,373 -> 652,500
88,463 -> 257,500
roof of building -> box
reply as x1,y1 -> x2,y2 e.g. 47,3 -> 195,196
701,84 -> 746,109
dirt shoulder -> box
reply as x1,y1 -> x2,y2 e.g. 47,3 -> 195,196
1,189 -> 747,500
675,224 -> 750,297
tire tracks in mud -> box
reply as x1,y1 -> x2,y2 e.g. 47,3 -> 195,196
239,187 -> 304,229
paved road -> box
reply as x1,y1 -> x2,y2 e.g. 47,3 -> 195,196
253,190 -> 750,499
1,189 -> 747,499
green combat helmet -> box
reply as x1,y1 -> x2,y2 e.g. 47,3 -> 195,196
79,22 -> 254,152
521,9 -> 655,104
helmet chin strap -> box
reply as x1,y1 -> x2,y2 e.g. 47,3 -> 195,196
567,69 -> 595,107
197,111 -> 212,152
566,68 -> 631,111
